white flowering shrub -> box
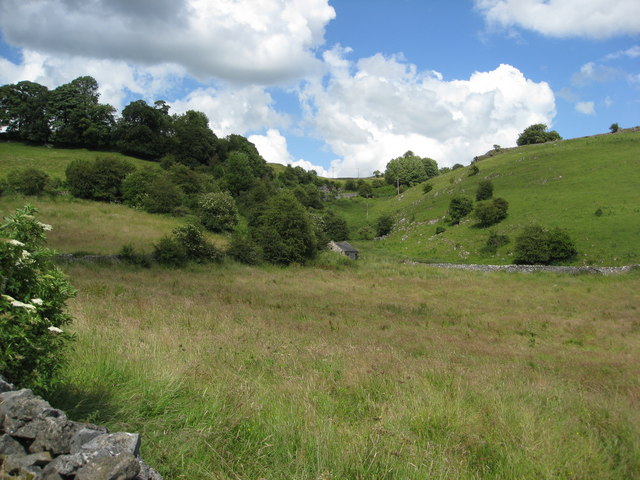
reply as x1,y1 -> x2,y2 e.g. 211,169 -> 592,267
198,191 -> 239,232
0,205 -> 75,393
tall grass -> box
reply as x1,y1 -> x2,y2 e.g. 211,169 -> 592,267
51,260 -> 640,479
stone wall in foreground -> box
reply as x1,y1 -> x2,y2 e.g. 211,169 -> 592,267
0,377 -> 162,480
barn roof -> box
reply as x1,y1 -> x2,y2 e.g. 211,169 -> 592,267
335,241 -> 358,253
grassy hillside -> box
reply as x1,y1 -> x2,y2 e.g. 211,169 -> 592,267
0,141 -> 159,179
330,131 -> 640,266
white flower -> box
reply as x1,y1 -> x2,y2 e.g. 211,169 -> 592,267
37,222 -> 52,231
31,298 -> 43,306
21,250 -> 30,259
48,326 -> 63,334
7,239 -> 25,247
10,300 -> 36,311
1,294 -> 17,302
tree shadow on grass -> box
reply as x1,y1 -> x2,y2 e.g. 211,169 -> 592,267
48,380 -> 119,426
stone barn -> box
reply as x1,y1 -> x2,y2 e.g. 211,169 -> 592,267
328,241 -> 359,260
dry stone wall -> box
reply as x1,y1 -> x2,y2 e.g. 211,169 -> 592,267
0,377 -> 162,480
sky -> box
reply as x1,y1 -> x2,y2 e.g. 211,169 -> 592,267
0,0 -> 638,177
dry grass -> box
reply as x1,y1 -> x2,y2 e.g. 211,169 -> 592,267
51,259 -> 640,479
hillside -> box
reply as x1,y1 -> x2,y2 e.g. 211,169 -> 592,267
329,130 -> 640,266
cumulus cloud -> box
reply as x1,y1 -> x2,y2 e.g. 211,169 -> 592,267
475,0 -> 640,38
0,50 -> 184,110
0,0 -> 335,84
249,129 -> 330,176
171,87 -> 290,138
302,48 -> 556,176
575,101 -> 595,115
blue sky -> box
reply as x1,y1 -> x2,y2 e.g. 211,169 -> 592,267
0,0 -> 638,176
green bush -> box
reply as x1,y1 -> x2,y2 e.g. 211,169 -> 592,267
422,183 -> 433,194
474,198 -> 509,227
198,191 -> 239,232
435,226 -> 446,235
516,124 -> 562,146
65,156 -> 135,201
118,244 -> 151,267
357,225 -> 375,240
152,236 -> 188,268
153,223 -> 222,267
468,164 -> 479,177
227,233 -> 262,265
448,196 -> 473,224
513,225 -> 577,265
476,180 -> 493,201
143,174 -> 183,214
481,231 -> 510,254
0,205 -> 76,393
7,168 -> 50,195
376,214 -> 394,236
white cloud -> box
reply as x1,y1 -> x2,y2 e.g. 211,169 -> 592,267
605,45 -> 640,60
0,50 -> 184,111
575,101 -> 595,115
475,0 -> 640,38
171,87 -> 289,138
0,0 -> 335,85
248,129 -> 330,177
303,49 -> 556,176
571,62 -> 620,86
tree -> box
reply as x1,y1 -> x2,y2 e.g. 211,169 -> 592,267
376,214 -> 394,236
48,76 -> 115,148
65,156 -> 135,201
322,210 -> 349,241
7,168 -> 50,195
384,151 -> 438,187
476,180 -> 494,201
172,110 -> 218,166
198,191 -> 239,232
114,99 -> 174,159
0,81 -> 50,143
251,192 -> 317,265
474,198 -> 509,227
513,225 -> 577,265
609,123 -> 619,133
516,123 -> 562,146
448,196 -> 473,224
224,151 -> 255,196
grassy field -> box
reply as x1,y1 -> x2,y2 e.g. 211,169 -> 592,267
49,258 -> 640,479
329,131 -> 640,266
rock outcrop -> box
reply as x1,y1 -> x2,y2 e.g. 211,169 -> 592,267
0,377 -> 162,480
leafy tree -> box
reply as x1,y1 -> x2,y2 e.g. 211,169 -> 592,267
609,123 -> 619,133
114,99 -> 174,159
224,151 -> 255,196
376,214 -> 394,237
513,225 -> 577,264
65,156 -> 135,201
154,223 -> 222,267
358,182 -> 373,198
384,151 -> 438,187
474,198 -> 509,227
227,233 -> 262,265
516,123 -> 562,146
172,110 -> 218,166
48,76 -> 115,148
476,180 -> 494,201
322,210 -> 349,241
451,163 -> 464,170
143,174 -> 183,214
448,196 -> 473,224
0,205 -> 76,392
198,191 -> 239,232
121,168 -> 159,208
7,168 -> 50,195
251,192 -> 317,265
0,81 -> 50,143
422,183 -> 433,194
223,134 -> 269,178
468,164 -> 479,176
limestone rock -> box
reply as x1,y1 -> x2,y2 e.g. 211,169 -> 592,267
0,376 -> 14,393
70,424 -> 110,454
80,432 -> 141,457
0,433 -> 26,455
76,452 -> 141,480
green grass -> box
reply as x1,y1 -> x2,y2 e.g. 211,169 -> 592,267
50,260 -> 640,479
0,141 -> 159,179
330,131 -> 640,266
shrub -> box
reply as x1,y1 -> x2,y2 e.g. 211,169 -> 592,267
476,180 -> 493,201
609,123 -> 619,133
153,236 -> 188,268
7,168 -> 50,195
376,214 -> 394,237
448,196 -> 473,224
514,224 -> 577,265
0,205 -> 75,393
118,244 -> 151,267
468,164 -> 479,177
435,226 -> 446,235
323,210 -> 349,241
594,208 -> 603,217
481,231 -> 510,254
198,191 -> 239,232
358,225 -> 375,240
153,223 -> 222,267
65,156 -> 135,201
422,183 -> 433,194
516,124 -> 562,146
227,233 -> 262,265
143,174 -> 183,214
474,198 -> 509,227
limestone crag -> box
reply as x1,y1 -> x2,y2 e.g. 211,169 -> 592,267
0,377 -> 162,480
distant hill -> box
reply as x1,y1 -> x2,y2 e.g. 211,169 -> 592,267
328,130 -> 640,266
